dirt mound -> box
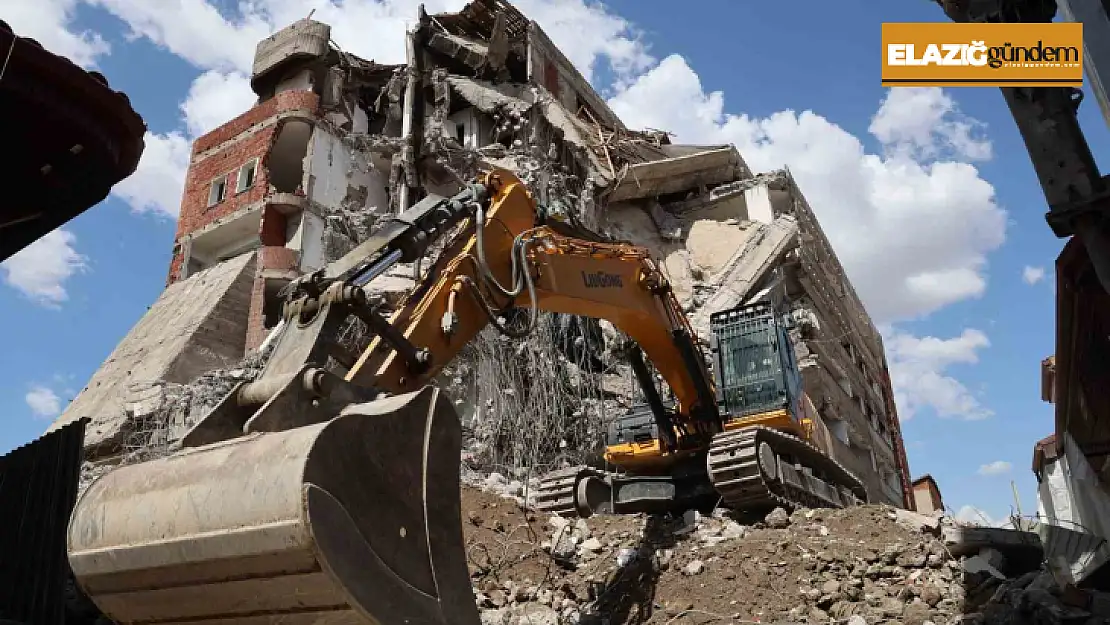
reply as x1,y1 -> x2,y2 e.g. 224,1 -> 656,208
459,485 -> 1105,625
460,486 -> 957,624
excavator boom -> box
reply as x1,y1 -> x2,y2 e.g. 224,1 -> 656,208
349,171 -> 719,443
65,169 -> 718,625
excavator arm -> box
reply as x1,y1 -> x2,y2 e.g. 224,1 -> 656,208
349,170 -> 720,445
63,169 -> 718,625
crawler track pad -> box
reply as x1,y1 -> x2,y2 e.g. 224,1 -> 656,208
67,386 -> 479,625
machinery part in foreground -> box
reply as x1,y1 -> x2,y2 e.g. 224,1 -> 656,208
68,386 -> 479,625
532,465 -> 610,518
708,425 -> 868,512
0,418 -> 91,625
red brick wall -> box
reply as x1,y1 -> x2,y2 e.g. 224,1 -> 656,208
258,245 -> 299,270
163,90 -> 322,343
166,244 -> 184,285
174,131 -> 274,241
191,90 -> 319,155
259,204 -> 288,247
245,270 -> 268,354
169,90 -> 321,282
245,246 -> 300,352
543,59 -> 561,98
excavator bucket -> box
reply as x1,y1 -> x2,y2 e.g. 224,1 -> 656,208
67,386 -> 480,625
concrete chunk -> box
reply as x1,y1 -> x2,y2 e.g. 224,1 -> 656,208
688,215 -> 800,338
252,19 -> 330,86
1033,521 -> 1110,585
890,508 -> 942,534
49,252 -> 257,456
606,147 -> 744,203
944,525 -> 1044,574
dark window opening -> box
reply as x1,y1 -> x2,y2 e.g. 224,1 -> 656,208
208,176 -> 228,207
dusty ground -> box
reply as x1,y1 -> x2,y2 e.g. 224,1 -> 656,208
458,482 -> 1108,625
460,485 -> 960,625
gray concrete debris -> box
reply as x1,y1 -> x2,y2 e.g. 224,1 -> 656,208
682,559 -> 705,576
687,215 -> 800,339
50,252 -> 257,454
944,525 -> 1046,575
766,507 -> 791,528
460,477 -> 1110,625
891,508 -> 943,535
1033,520 -> 1110,587
962,553 -> 1007,581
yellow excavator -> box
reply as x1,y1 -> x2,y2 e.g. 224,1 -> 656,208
64,169 -> 865,625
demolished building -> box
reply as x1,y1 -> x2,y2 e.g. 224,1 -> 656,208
47,0 -> 912,508
913,474 -> 945,515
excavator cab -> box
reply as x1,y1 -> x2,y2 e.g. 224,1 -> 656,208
709,301 -> 804,434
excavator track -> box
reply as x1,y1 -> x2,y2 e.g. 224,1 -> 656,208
707,425 -> 867,512
532,465 -> 608,517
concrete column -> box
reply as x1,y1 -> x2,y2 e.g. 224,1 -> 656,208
1057,0 -> 1110,129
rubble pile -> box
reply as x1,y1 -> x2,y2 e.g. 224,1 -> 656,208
456,481 -> 1110,625
76,343 -> 276,493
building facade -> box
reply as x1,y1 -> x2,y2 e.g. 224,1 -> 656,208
911,475 -> 944,514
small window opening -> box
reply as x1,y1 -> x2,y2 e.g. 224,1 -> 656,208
455,123 -> 466,145
237,158 -> 258,193
262,278 -> 288,330
208,175 -> 228,207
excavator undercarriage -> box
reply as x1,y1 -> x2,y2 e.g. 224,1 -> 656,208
533,425 -> 867,520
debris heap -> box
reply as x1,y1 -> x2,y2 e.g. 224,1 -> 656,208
460,481 -> 1110,625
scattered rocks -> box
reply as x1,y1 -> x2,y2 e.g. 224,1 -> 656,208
459,481 -> 1103,625
765,506 -> 791,528
682,559 -> 705,576
579,537 -> 602,553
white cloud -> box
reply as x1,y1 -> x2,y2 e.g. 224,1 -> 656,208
111,131 -> 193,218
607,58 -> 1007,324
25,385 -> 62,419
91,0 -> 652,216
181,70 -> 257,137
606,57 -> 1007,423
955,505 -> 997,526
1,229 -> 88,307
886,328 -> 992,420
86,0 -> 269,72
511,0 -> 653,82
1023,265 -> 1046,285
4,0 -> 111,67
869,87 -> 992,162
89,0 -> 651,81
109,71 -> 254,218
978,460 -> 1012,476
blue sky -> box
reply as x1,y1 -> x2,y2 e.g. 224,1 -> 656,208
4,0 -> 1104,524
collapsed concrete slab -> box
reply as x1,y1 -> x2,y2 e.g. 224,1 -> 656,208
48,252 -> 256,454
1034,521 -> 1110,585
944,525 -> 1046,574
686,215 -> 799,338
605,147 -> 746,203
